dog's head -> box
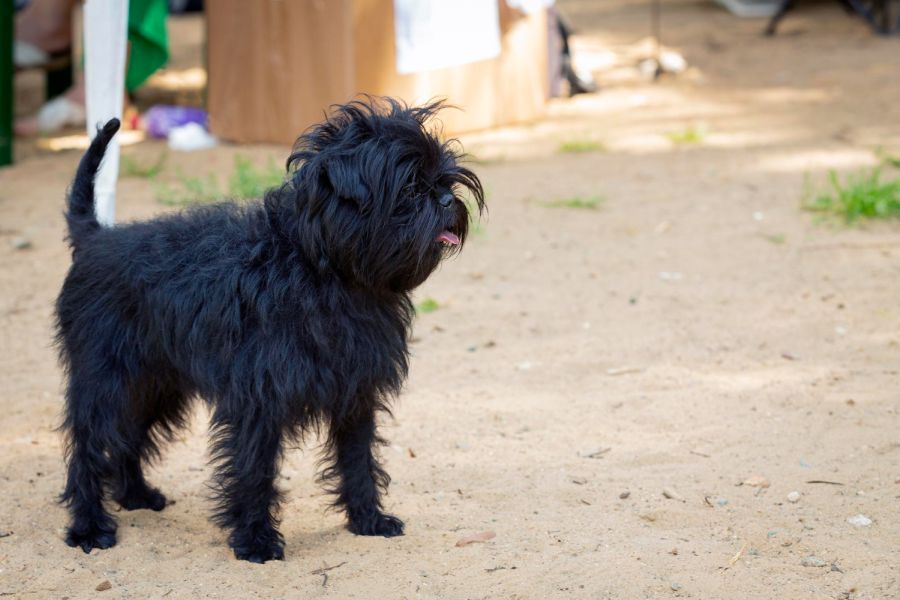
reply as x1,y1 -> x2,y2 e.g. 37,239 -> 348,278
286,98 -> 485,292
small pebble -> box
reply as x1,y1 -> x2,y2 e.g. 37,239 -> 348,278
670,582 -> 682,591
801,556 -> 827,568
619,490 -> 631,499
787,491 -> 801,503
96,581 -> 112,592
662,487 -> 685,502
658,271 -> 683,282
847,514 -> 872,527
11,237 -> 32,250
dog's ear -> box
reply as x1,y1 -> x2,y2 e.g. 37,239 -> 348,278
322,157 -> 368,204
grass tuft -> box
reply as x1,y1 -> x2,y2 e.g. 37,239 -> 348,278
228,156 -> 285,200
542,195 -> 604,210
415,298 -> 440,314
155,155 -> 285,206
760,233 -> 786,245
666,126 -> 705,145
155,171 -> 221,206
804,168 -> 900,222
875,148 -> 900,169
558,139 -> 606,154
121,152 -> 167,179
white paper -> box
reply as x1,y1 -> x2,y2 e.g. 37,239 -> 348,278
393,0 -> 501,75
84,0 -> 128,226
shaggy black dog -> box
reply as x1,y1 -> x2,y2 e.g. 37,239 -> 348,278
55,99 -> 484,562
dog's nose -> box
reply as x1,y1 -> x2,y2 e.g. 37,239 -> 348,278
438,193 -> 454,208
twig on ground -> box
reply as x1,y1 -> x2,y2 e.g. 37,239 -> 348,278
311,561 -> 347,575
311,561 -> 348,587
728,543 -> 747,566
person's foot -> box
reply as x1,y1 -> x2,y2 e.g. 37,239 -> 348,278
14,40 -> 71,69
14,80 -> 85,136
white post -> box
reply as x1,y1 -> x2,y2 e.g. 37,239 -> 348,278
83,0 -> 129,227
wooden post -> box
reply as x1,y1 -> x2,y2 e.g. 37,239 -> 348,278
0,0 -> 13,167
83,0 -> 129,225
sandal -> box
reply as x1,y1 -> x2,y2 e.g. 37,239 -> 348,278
14,96 -> 86,136
14,40 -> 71,71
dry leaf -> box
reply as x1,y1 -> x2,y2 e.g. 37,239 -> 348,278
606,366 -> 644,376
578,447 -> 611,459
742,475 -> 770,488
455,530 -> 496,547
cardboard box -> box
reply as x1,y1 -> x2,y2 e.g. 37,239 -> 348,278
207,0 -> 548,144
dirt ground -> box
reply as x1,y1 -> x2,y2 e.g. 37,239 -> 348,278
1,1 -> 899,598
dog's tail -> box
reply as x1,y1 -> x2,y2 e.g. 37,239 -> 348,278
66,118 -> 120,248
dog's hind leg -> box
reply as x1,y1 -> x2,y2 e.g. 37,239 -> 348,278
323,406 -> 404,537
61,371 -> 126,553
112,444 -> 168,512
111,378 -> 189,512
209,401 -> 286,563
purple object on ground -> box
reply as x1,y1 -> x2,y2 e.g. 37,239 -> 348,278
143,105 -> 208,139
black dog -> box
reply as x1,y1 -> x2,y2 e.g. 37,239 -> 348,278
55,99 -> 484,562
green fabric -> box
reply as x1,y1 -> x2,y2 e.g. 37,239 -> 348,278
126,0 -> 168,92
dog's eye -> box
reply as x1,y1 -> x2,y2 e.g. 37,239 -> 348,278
438,193 -> 454,208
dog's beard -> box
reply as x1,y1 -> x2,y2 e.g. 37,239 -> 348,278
353,194 -> 471,292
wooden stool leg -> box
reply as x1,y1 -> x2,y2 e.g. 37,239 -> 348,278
765,0 -> 796,36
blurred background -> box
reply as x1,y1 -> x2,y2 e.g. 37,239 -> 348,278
1,1 -> 899,598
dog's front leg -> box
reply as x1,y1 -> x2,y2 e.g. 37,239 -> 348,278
210,404 -> 286,563
323,406 -> 404,537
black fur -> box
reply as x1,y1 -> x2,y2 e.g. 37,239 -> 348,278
55,99 -> 484,562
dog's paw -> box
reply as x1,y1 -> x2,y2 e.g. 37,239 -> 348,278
65,523 -> 117,554
233,544 -> 285,564
348,512 -> 405,538
116,486 -> 168,512
230,528 -> 285,563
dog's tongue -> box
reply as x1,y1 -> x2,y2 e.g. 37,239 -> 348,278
437,231 -> 460,246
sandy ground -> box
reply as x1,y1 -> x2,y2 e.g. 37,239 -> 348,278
2,1 -> 899,598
